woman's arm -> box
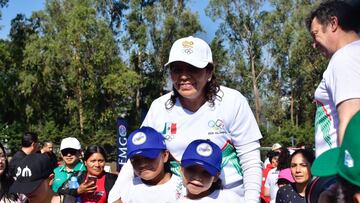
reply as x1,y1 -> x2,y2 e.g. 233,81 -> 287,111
236,140 -> 263,203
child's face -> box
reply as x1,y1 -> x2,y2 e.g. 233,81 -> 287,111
181,165 -> 219,198
130,151 -> 168,183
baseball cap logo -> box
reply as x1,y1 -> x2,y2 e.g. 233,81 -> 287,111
344,150 -> 354,168
182,40 -> 194,55
196,143 -> 213,157
15,166 -> 32,178
182,40 -> 194,48
132,132 -> 147,145
15,167 -> 21,177
22,166 -> 32,177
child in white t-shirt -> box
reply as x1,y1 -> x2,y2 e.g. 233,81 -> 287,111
179,139 -> 244,203
118,126 -> 184,203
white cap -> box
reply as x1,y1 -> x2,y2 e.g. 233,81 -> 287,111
164,36 -> 213,68
272,143 -> 282,151
60,137 -> 81,151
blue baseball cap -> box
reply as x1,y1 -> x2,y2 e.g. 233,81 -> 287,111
127,126 -> 166,159
181,139 -> 222,176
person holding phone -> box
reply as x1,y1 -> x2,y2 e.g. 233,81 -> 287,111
59,145 -> 117,203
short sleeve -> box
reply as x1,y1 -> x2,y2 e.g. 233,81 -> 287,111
228,92 -> 262,146
328,46 -> 360,106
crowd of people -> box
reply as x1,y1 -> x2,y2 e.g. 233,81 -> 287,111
0,1 -> 359,202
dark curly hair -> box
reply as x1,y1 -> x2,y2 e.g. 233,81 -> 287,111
306,1 -> 360,33
165,63 -> 221,110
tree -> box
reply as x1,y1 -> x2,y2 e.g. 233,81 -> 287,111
206,0 -> 267,124
95,0 -> 129,34
0,14 -> 35,147
0,0 -> 7,8
0,0 -> 9,20
121,0 -> 202,127
259,0 -> 327,146
209,35 -> 231,85
19,0 -> 139,147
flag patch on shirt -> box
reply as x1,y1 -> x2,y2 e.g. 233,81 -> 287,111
162,122 -> 177,141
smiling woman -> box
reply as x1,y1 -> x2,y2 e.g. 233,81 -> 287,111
109,36 -> 263,203
168,62 -> 214,112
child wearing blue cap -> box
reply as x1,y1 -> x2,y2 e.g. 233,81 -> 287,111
179,139 -> 244,202
117,126 -> 184,203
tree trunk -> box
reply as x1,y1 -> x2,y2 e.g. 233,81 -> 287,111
251,54 -> 261,124
290,92 -> 294,125
77,66 -> 84,136
135,51 -> 142,116
136,88 -> 140,113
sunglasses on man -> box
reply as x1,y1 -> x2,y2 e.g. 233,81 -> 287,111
61,148 -> 78,156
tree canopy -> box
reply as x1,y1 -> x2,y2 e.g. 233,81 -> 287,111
0,0 -> 330,159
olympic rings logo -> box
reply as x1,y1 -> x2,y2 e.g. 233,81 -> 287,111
182,48 -> 193,55
208,119 -> 224,131
164,133 -> 174,141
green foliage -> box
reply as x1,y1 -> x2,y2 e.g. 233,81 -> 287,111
261,0 -> 326,129
260,121 -> 315,148
257,0 -> 327,146
33,120 -> 61,145
0,0 -> 330,158
0,122 -> 24,154
207,0 -> 268,123
1,0 -> 139,158
120,0 -> 202,128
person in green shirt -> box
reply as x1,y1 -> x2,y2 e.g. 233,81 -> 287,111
52,137 -> 86,193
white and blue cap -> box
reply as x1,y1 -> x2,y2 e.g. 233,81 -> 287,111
181,139 -> 222,176
127,126 -> 166,159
